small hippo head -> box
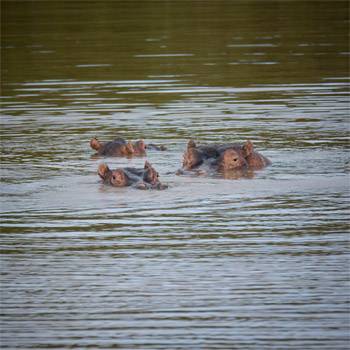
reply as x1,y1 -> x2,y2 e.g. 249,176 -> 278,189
242,140 -> 254,157
218,148 -> 247,171
143,161 -> 159,185
133,139 -> 146,154
182,140 -> 204,170
90,137 -> 102,151
98,163 -> 129,187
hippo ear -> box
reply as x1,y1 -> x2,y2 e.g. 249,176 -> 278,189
144,161 -> 152,169
90,137 -> 101,151
98,163 -> 110,179
187,140 -> 196,149
243,140 -> 254,156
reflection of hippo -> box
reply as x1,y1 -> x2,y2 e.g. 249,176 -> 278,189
180,139 -> 270,174
98,161 -> 168,190
90,137 -> 167,156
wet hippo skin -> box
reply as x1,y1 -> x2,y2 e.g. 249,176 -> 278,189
90,137 -> 166,156
98,161 -> 168,190
179,139 -> 271,174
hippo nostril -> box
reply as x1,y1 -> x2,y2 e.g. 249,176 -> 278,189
112,175 -> 116,180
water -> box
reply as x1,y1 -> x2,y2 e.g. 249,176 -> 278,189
1,1 -> 349,349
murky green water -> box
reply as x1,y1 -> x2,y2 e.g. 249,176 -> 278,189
1,1 -> 349,349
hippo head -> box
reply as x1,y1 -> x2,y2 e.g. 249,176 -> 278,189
133,139 -> 146,154
143,161 -> 160,185
242,140 -> 254,157
98,163 -> 129,187
90,137 -> 102,151
182,140 -> 204,170
218,148 -> 247,171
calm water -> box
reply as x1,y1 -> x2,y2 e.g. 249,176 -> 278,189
1,1 -> 349,349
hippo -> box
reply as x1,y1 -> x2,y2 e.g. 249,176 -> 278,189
181,140 -> 243,171
91,137 -> 131,156
90,137 -> 166,156
179,139 -> 270,175
98,161 -> 168,190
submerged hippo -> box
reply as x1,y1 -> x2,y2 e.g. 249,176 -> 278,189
181,140 -> 244,171
98,161 -> 168,190
90,137 -> 145,156
90,137 -> 166,157
179,139 -> 271,175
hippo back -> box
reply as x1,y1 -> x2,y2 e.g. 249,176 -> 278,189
100,140 -> 133,156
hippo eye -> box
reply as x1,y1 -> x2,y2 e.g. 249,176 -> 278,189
112,175 -> 116,180
233,158 -> 238,162
157,173 -> 159,177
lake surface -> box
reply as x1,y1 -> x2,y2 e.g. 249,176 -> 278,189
1,1 -> 349,349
